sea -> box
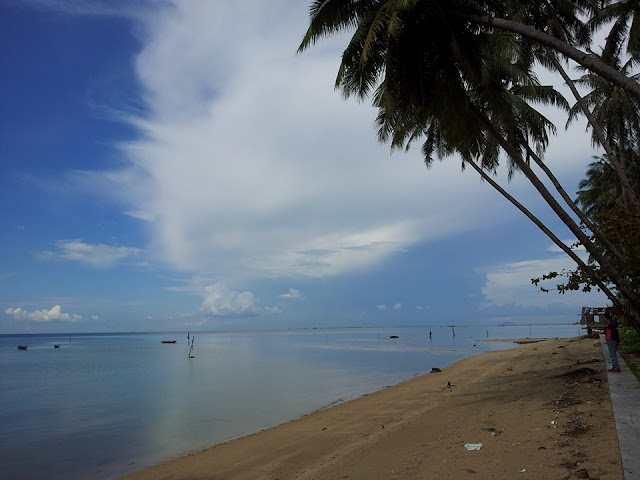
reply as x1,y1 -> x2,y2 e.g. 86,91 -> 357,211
0,324 -> 583,479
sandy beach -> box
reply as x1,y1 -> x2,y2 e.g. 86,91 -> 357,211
118,336 -> 622,480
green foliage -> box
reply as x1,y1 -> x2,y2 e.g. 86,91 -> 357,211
531,267 -> 602,294
620,326 -> 640,352
626,361 -> 640,382
619,326 -> 640,381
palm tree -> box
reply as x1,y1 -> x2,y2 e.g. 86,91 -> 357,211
576,155 -> 640,330
474,1 -> 630,262
577,157 -> 627,214
460,10 -> 640,98
299,0 -> 640,99
467,157 -> 617,301
589,0 -> 640,59
568,51 -> 640,208
298,0 -> 640,314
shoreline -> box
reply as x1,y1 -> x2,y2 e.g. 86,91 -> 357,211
484,337 -> 552,344
118,336 -> 622,480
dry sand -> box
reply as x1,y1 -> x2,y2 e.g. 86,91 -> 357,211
118,336 -> 622,480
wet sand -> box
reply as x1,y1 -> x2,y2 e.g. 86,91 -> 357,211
118,336 -> 622,480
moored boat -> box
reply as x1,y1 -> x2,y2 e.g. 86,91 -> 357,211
161,340 -> 177,344
17,345 -> 27,350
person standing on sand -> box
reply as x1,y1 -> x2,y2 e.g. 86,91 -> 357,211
604,312 -> 621,373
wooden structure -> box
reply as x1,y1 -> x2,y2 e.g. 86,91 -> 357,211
581,307 -> 607,334
580,305 -> 626,334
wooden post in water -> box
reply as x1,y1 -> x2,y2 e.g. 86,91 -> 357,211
188,336 -> 195,359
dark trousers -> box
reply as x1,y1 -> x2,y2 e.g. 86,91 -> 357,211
606,340 -> 620,370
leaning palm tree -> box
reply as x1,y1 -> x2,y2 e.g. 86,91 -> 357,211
568,51 -> 640,208
589,0 -> 640,59
577,157 -> 628,215
299,0 -> 640,98
576,155 -> 640,327
298,0 -> 640,315
461,2 -> 640,98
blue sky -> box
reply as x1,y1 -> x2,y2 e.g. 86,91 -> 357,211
0,0 -> 610,333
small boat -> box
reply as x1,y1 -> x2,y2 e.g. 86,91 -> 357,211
161,340 -> 177,344
17,345 -> 27,350
54,344 -> 60,348
389,335 -> 399,339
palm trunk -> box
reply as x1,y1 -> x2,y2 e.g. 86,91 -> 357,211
472,107 -> 640,314
459,14 -> 640,100
466,159 -> 619,303
523,144 -> 625,263
550,56 -> 640,210
551,56 -> 616,159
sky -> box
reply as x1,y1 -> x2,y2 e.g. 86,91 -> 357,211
0,0 -> 611,334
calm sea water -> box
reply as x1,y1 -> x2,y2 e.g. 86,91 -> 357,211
0,325 -> 582,479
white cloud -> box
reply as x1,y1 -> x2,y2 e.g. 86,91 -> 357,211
392,303 -> 402,310
376,304 -> 388,311
200,282 -> 279,317
68,1 -> 598,292
201,283 -> 257,316
280,288 -> 302,300
76,0 -> 519,283
39,240 -> 141,268
5,305 -> 83,323
480,248 -> 609,309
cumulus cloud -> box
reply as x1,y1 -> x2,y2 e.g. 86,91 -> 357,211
5,305 -> 83,323
38,239 -> 141,268
376,304 -> 388,311
280,288 -> 302,300
200,283 -> 257,316
392,303 -> 402,310
200,282 -> 279,317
